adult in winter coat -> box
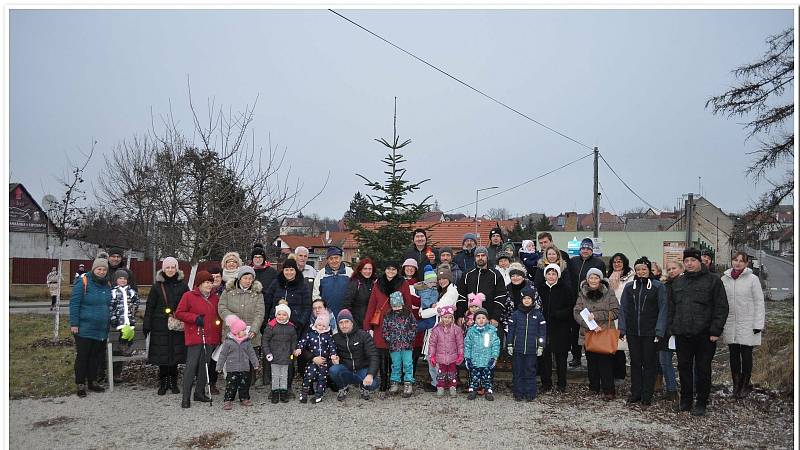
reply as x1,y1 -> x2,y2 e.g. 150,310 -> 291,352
143,257 -> 190,395
535,263 -> 576,393
618,257 -> 667,407
656,260 -> 683,401
567,238 -> 607,367
70,254 -> 112,398
402,228 -> 439,272
503,263 -> 540,331
218,265 -> 265,390
264,259 -> 311,330
174,271 -> 223,408
533,245 -> 572,289
363,261 -> 405,391
721,251 -> 765,399
250,243 -> 278,305
607,252 -> 634,383
106,246 -> 137,292
456,246 -> 508,326
486,227 -> 505,268
573,268 -> 619,400
312,246 -> 353,317
221,251 -> 242,284
667,248 -> 729,416
330,309 -> 380,400
453,233 -> 478,273
342,258 -> 376,329
438,248 -> 463,285
47,267 -> 59,310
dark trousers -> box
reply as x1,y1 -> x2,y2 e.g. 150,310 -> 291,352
378,348 -> 391,391
628,335 -> 657,401
183,344 -> 213,399
586,351 -> 615,394
676,335 -> 717,405
224,371 -> 251,401
158,365 -> 178,378
512,353 -> 538,399
411,347 -> 422,379
51,295 -> 57,307
728,344 -> 753,379
539,350 -> 568,389
570,322 -> 582,361
74,335 -> 105,385
613,350 -> 627,379
208,359 -> 218,386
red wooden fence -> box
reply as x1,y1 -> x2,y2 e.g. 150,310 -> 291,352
12,258 -> 222,286
11,258 -> 60,284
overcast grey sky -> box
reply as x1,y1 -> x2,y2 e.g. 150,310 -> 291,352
10,9 -> 794,220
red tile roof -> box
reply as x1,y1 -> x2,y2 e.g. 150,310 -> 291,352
357,219 -> 518,249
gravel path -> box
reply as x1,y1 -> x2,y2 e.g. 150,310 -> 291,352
10,380 -> 793,449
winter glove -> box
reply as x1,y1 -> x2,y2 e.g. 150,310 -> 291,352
507,346 -> 513,356
120,324 -> 135,341
654,337 -> 660,343
429,355 -> 437,367
753,329 -> 761,334
536,346 -> 543,357
618,333 -> 625,340
488,358 -> 496,369
456,352 -> 463,365
465,359 -> 473,371
195,315 -> 204,327
266,353 -> 274,362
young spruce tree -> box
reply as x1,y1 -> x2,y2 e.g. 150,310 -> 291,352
347,99 -> 431,266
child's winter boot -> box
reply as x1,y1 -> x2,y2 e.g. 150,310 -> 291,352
389,382 -> 399,394
402,382 -> 413,398
271,390 -> 279,404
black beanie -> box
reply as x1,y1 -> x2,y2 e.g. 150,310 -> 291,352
683,248 -> 701,261
251,243 -> 266,259
633,256 -> 652,273
282,258 -> 299,272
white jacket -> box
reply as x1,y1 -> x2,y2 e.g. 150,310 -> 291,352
721,268 -> 765,346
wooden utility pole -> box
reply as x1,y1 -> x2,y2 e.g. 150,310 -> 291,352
685,193 -> 694,247
593,147 -> 600,238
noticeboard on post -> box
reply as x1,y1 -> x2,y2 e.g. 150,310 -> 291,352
663,241 -> 687,269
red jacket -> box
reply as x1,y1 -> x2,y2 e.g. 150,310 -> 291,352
364,276 -> 409,350
175,288 -> 222,346
401,278 -> 425,349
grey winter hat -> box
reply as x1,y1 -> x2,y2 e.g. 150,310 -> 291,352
113,269 -> 129,281
237,265 -> 256,279
439,246 -> 454,256
586,268 -> 604,280
462,233 -> 477,245
473,308 -> 489,320
475,246 -> 488,256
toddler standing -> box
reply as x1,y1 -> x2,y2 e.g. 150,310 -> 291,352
216,315 -> 260,410
427,304 -> 464,397
507,286 -> 546,401
294,310 -> 337,404
262,304 -> 297,404
464,308 -> 500,401
382,291 -> 417,398
109,269 -> 139,356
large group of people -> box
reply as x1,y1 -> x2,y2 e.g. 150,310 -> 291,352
67,229 -> 765,416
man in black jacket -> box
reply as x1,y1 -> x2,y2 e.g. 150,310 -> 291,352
402,228 -> 438,273
456,246 -> 507,326
567,238 -> 607,367
330,309 -> 380,400
486,227 -> 505,267
668,248 -> 728,416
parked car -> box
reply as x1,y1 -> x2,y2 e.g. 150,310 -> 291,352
780,250 -> 793,258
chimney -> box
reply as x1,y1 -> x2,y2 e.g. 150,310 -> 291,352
325,230 -> 330,244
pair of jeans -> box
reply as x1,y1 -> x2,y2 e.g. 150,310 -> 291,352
390,350 -> 414,383
628,335 -> 657,401
676,334 -> 717,405
586,350 -> 615,394
658,350 -> 677,392
74,335 -> 105,385
512,353 -> 538,399
329,365 -> 380,390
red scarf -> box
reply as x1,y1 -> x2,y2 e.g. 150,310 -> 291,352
731,268 -> 743,280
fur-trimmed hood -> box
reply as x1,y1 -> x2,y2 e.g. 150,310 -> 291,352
579,278 -> 610,297
155,269 -> 185,283
224,278 -> 263,294
377,274 -> 403,296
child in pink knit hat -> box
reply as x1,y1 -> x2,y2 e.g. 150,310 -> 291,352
216,314 -> 259,410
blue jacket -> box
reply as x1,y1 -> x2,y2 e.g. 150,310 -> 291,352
507,307 -> 546,355
463,323 -> 500,368
454,248 -> 476,273
70,273 -> 112,341
619,277 -> 668,338
414,283 -> 439,332
313,264 -> 352,317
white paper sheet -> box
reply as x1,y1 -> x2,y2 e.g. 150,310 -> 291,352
668,336 -> 676,350
580,308 -> 599,331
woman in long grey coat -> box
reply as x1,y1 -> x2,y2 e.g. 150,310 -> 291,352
721,251 -> 765,399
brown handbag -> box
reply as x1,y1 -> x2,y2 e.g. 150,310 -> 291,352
369,296 -> 391,326
161,283 -> 184,332
585,312 -> 619,355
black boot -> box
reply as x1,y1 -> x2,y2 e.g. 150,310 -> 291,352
169,375 -> 180,394
280,390 -> 289,403
271,390 -> 279,404
674,394 -> 692,412
691,400 -> 707,416
181,397 -> 191,408
193,391 -> 212,403
741,373 -> 753,397
87,381 -> 106,393
76,384 -> 87,398
157,376 -> 168,396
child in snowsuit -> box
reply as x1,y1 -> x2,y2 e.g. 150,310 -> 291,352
427,304 -> 464,397
413,265 -> 439,333
109,269 -> 139,356
519,240 -> 540,280
262,304 -> 298,404
383,291 -> 417,397
294,310 -> 337,404
462,293 -> 485,332
216,315 -> 260,410
507,285 -> 547,401
464,307 -> 501,401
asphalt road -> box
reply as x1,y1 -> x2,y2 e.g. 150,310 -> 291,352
745,246 -> 795,301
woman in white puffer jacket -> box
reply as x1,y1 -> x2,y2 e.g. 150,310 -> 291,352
721,251 -> 765,399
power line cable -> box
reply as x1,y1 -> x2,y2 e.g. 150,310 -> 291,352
442,151 -> 594,214
598,153 -> 659,211
598,180 -> 641,258
328,9 -> 594,151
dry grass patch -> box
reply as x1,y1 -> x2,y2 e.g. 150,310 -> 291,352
10,314 -> 75,399
176,431 -> 235,449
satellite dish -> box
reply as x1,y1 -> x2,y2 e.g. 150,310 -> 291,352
42,194 -> 57,211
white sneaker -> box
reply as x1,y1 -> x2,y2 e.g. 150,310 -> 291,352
436,387 -> 445,397
449,387 -> 458,397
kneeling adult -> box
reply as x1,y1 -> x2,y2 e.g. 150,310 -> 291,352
330,309 -> 380,401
